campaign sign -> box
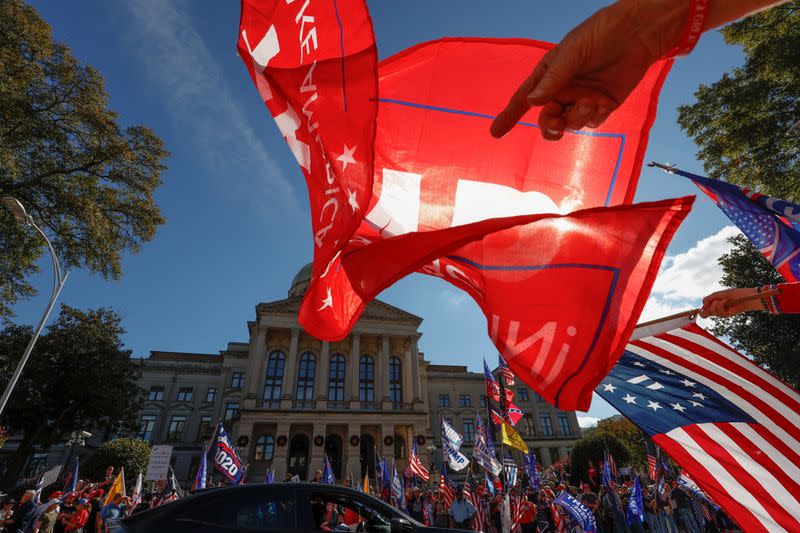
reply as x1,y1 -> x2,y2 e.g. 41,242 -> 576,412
555,490 -> 597,533
145,445 -> 173,481
210,422 -> 244,484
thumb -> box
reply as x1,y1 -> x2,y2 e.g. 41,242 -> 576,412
526,47 -> 580,106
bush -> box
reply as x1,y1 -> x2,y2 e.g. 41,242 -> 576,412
84,438 -> 151,492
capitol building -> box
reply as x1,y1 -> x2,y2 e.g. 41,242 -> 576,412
136,265 -> 581,484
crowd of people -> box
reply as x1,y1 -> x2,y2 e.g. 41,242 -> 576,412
0,465 -> 178,533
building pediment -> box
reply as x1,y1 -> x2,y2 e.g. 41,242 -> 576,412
257,297 -> 422,325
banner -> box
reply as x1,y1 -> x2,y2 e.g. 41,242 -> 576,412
555,490 -> 597,533
474,412 -> 502,476
501,422 -> 528,453
441,418 -> 469,471
627,477 -> 645,525
145,445 -> 173,481
210,422 -> 245,484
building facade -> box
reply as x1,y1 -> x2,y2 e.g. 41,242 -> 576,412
135,265 -> 581,484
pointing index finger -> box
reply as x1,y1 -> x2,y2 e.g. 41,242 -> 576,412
490,50 -> 554,138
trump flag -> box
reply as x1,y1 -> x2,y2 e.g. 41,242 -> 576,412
596,317 -> 800,531
238,3 -> 686,410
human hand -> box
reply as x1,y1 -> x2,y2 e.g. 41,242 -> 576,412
699,287 -> 762,318
490,0 -> 687,140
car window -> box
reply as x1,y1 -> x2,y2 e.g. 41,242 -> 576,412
310,492 -> 391,533
164,490 -> 295,532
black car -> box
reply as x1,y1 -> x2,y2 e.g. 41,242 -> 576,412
108,483 -> 460,532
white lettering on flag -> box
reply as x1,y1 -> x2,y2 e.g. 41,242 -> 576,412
365,169 -> 422,237
241,26 -> 280,102
451,180 -> 563,227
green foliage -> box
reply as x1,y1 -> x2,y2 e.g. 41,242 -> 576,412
569,431 -> 629,485
712,234 -> 800,388
595,417 -> 647,469
0,305 -> 144,450
85,438 -> 151,492
677,3 -> 800,201
0,0 -> 168,321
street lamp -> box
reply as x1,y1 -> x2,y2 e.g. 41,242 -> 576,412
0,196 -> 68,417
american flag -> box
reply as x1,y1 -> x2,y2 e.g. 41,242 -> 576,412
408,437 -> 430,481
550,501 -> 566,533
503,448 -> 518,487
463,470 -> 485,532
438,467 -> 454,509
484,359 -> 514,404
596,319 -> 800,531
498,354 -> 516,385
647,454 -> 658,481
679,168 -> 800,282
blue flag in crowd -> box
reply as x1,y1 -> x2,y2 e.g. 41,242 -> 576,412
524,451 -> 540,492
381,456 -> 391,490
64,457 -> 79,493
391,461 -> 406,511
210,422 -> 245,484
485,472 -> 495,496
193,444 -> 208,490
679,168 -> 800,282
555,490 -> 597,533
627,476 -> 645,525
264,467 -> 274,484
441,418 -> 469,471
323,455 -> 336,484
602,452 -> 613,486
503,448 -> 517,487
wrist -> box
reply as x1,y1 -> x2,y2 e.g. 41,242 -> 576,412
623,0 -> 694,58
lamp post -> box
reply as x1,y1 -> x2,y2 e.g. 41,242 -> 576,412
0,196 -> 68,417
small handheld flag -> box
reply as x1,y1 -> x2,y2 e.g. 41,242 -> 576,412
501,422 -> 528,453
323,454 -> 336,485
193,443 -> 208,490
210,422 -> 245,484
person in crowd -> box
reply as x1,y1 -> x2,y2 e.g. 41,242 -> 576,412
33,500 -> 60,533
433,498 -> 450,529
319,502 -> 339,531
670,483 -> 701,533
98,493 -> 125,532
656,484 -> 677,533
449,488 -> 477,529
518,491 -> 538,533
56,493 -> 78,533
601,483 -> 629,533
130,493 -> 153,516
643,487 -> 662,533
96,467 -> 115,490
84,490 -> 104,533
490,0 -> 786,142
407,488 -> 425,523
62,499 -> 88,533
5,490 -> 36,533
587,461 -> 599,487
312,470 -> 323,483
0,498 -> 15,532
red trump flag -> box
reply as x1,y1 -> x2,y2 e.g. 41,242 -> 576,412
238,5 -> 689,410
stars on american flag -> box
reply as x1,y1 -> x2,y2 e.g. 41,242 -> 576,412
647,400 -> 662,412
602,383 -> 617,393
680,379 -> 696,388
622,394 -> 637,404
671,402 -> 686,413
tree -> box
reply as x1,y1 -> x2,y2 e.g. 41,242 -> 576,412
0,0 -> 168,321
85,438 -> 151,492
677,3 -> 799,201
0,305 -> 143,488
712,234 -> 800,387
594,417 -> 647,469
569,432 -> 629,486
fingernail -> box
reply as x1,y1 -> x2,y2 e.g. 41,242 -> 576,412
577,104 -> 591,116
546,128 -> 562,136
528,88 -> 544,101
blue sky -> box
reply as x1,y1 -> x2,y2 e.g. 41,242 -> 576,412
15,0 -> 746,424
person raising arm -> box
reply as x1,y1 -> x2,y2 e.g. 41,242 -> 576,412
701,283 -> 800,317
490,0 -> 789,141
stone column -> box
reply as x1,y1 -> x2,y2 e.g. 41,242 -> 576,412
346,424 -> 362,482
273,422 -> 291,480
310,422 -> 326,478
401,342 -> 412,408
236,420 -> 254,473
348,333 -> 361,408
410,336 -> 422,404
539,447 -> 552,467
281,329 -> 300,408
316,341 -> 330,409
379,335 -> 390,408
244,326 -> 267,407
381,423 -> 394,459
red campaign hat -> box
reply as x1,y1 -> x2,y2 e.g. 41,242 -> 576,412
48,491 -> 63,500
91,489 -> 105,499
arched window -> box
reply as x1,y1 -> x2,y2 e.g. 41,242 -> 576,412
389,356 -> 402,404
328,354 -> 346,401
255,434 -> 274,461
359,355 -> 374,402
296,352 -> 316,401
264,351 -> 285,401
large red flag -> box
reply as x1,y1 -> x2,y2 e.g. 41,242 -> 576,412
239,10 -> 688,410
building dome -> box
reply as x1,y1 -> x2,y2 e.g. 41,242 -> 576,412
289,262 -> 313,297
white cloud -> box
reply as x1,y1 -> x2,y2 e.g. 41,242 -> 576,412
440,288 -> 470,307
641,225 -> 740,324
121,0 -> 297,213
577,416 -> 599,428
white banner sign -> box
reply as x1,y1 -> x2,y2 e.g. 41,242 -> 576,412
40,465 -> 61,487
145,445 -> 173,481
